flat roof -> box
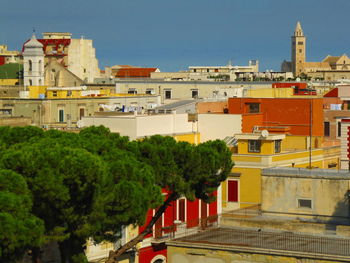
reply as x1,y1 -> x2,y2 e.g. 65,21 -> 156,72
155,99 -> 199,110
262,167 -> 350,179
168,227 -> 350,259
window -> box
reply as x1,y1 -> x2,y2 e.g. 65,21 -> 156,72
145,89 -> 154,95
28,60 -> 32,72
338,122 -> 341,137
58,109 -> 64,122
299,49 -> 302,53
228,180 -> 238,202
128,89 -> 137,94
275,140 -> 281,153
178,199 -> 185,222
28,79 -> 32,86
324,121 -> 330,137
52,91 -> 57,97
298,41 -> 303,45
248,140 -> 261,153
0,109 -> 12,115
298,199 -> 312,209
247,103 -> 260,113
38,60 -> 42,74
191,89 -> 198,98
164,90 -> 172,99
67,91 -> 72,97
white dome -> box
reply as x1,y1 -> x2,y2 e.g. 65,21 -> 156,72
24,34 -> 43,48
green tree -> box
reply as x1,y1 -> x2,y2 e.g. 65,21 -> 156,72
0,169 -> 44,262
107,136 -> 233,262
0,126 -> 162,263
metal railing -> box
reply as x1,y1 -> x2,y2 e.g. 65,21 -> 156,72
154,215 -> 219,242
179,227 -> 350,257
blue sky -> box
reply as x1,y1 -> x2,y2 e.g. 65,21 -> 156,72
1,0 -> 350,72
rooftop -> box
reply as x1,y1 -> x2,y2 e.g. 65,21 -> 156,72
262,167 -> 350,179
169,227 -> 350,260
155,99 -> 199,110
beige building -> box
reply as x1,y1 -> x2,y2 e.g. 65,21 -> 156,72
38,32 -> 100,83
67,37 -> 100,83
0,95 -> 160,128
262,167 -> 350,223
44,60 -> 83,87
114,80 -> 272,103
197,113 -> 241,142
149,61 -> 259,82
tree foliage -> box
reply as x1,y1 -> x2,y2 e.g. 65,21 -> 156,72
0,169 -> 44,262
0,126 -> 233,263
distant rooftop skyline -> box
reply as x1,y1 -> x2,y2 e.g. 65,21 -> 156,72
1,0 -> 350,72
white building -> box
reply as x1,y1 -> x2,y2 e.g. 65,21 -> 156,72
23,34 -> 45,87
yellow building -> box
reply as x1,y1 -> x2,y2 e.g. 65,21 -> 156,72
221,131 -> 340,211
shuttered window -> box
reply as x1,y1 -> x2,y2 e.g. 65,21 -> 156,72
228,180 -> 238,202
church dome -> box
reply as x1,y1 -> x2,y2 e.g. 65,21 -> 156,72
23,33 -> 44,56
24,34 -> 43,48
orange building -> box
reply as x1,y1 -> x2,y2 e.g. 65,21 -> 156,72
228,98 -> 324,136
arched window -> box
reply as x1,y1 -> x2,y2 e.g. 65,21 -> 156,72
29,60 -> 32,72
151,255 -> 166,263
39,79 -> 42,85
38,60 -> 42,74
29,79 -> 32,86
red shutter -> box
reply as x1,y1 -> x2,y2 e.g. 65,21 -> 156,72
179,199 -> 185,222
228,180 -> 238,202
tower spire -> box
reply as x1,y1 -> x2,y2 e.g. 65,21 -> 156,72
294,21 -> 304,37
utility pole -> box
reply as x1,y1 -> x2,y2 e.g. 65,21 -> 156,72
309,99 -> 313,169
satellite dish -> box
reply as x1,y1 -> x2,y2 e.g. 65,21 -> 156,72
261,129 -> 269,138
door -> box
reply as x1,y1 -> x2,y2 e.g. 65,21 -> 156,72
79,108 -> 85,120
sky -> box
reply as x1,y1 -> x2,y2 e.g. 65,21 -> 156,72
1,0 -> 350,72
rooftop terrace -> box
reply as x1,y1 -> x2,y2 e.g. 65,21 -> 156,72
169,227 -> 350,260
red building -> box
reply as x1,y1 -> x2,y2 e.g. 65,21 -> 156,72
115,67 -> 159,78
137,190 -> 218,263
228,97 -> 324,136
22,38 -> 71,66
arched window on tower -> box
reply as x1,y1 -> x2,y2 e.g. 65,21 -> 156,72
29,60 -> 33,72
38,60 -> 42,74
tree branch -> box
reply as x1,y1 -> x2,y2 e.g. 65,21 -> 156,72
106,192 -> 178,263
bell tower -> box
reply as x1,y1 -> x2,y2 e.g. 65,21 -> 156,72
291,21 -> 306,76
23,33 -> 44,86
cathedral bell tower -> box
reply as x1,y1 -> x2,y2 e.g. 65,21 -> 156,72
291,21 -> 306,77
